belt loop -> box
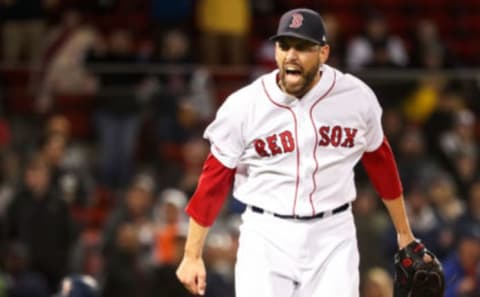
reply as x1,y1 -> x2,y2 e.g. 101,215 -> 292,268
322,210 -> 333,218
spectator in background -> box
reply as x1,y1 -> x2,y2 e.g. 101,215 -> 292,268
149,0 -> 193,36
365,42 -> 402,69
456,180 -> 480,233
46,114 -> 71,137
153,189 -> 188,266
252,9 -> 280,73
43,114 -> 96,209
146,29 -> 196,149
451,152 -> 479,199
440,109 -> 478,172
35,8 -> 98,114
197,0 -> 251,65
150,136 -> 210,197
384,174 -> 460,263
39,132 -> 91,209
149,225 -> 193,297
443,225 -> 480,297
203,227 -> 237,297
0,0 -> 57,66
140,28 -> 213,164
353,186 -> 389,274
101,174 -> 156,297
177,137 -> 210,197
149,189 -> 193,297
346,12 -> 408,70
321,13 -> 346,70
87,29 -> 146,190
427,173 -> 463,257
361,267 -> 393,297
428,173 -> 464,224
395,128 -> 438,193
5,154 -> 76,293
3,242 -> 50,297
149,136 -> 205,203
402,74 -> 449,125
422,86 -> 464,160
409,19 -> 455,69
403,188 -> 443,257
381,108 -> 405,152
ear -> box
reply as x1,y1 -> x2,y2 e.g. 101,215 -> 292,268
319,44 -> 330,64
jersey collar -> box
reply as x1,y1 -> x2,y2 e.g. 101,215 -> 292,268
263,64 -> 335,106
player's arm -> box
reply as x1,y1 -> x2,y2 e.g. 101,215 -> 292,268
176,153 -> 236,295
176,218 -> 210,295
361,137 -> 415,249
362,137 -> 443,297
381,195 -> 415,248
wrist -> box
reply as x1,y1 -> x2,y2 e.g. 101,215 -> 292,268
184,248 -> 203,259
397,232 -> 415,249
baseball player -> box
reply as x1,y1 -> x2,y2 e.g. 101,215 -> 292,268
176,8 -> 438,297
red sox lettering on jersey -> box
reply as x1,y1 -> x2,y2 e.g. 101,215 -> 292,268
253,126 -> 358,157
318,126 -> 358,147
254,130 -> 295,157
204,64 -> 383,216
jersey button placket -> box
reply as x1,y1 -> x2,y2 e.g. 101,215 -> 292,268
293,104 -> 313,216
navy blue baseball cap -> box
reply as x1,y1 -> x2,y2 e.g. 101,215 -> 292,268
270,8 -> 327,45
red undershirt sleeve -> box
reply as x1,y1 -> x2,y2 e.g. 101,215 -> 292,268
361,137 -> 403,200
185,153 -> 236,227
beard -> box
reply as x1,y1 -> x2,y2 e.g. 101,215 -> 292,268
280,60 -> 320,98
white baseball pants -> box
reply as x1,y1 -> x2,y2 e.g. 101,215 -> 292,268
235,207 -> 359,297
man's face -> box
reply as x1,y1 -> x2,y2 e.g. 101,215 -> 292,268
275,37 -> 329,98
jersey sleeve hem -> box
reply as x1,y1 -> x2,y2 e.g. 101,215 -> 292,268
364,132 -> 384,152
210,145 -> 237,169
185,205 -> 212,227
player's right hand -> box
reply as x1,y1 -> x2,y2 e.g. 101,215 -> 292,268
176,255 -> 207,295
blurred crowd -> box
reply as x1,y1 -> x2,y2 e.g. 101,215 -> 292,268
0,0 -> 479,297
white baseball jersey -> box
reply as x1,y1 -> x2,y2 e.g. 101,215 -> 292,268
204,64 -> 384,216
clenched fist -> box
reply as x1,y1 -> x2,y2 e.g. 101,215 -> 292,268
176,256 -> 207,295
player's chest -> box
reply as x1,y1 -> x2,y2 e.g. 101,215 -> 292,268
244,97 -> 367,158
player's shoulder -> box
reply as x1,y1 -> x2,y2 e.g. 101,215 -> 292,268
330,66 -> 377,100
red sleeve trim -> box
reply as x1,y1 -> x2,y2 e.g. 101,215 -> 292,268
361,137 -> 403,200
185,153 -> 236,226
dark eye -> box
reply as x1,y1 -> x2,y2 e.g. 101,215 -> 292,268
295,44 -> 309,51
278,42 -> 290,51
296,42 -> 318,51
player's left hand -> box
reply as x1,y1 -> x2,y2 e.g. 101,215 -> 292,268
393,240 -> 444,297
176,255 -> 207,296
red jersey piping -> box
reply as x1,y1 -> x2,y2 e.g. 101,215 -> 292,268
261,79 -> 300,216
308,71 -> 337,215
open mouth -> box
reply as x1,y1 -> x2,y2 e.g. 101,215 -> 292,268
284,65 -> 303,78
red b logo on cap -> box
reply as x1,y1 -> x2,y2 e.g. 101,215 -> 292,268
289,13 -> 303,29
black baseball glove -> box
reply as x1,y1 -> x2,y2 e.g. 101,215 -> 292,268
394,240 -> 445,297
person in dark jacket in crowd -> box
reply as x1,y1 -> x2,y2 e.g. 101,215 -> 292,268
5,154 -> 76,293
86,29 -> 145,190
